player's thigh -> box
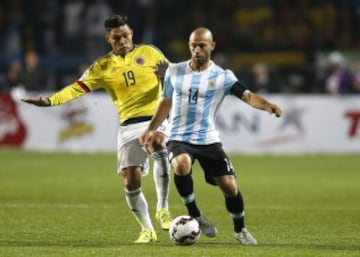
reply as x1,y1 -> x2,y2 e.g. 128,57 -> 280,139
167,141 -> 194,174
117,138 -> 149,176
197,143 -> 235,185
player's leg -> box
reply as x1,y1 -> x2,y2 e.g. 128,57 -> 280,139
168,141 -> 217,237
200,142 -> 257,244
145,131 -> 171,230
215,175 -> 257,245
205,144 -> 257,246
118,139 -> 157,243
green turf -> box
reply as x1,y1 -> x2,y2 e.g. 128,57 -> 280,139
0,150 -> 359,257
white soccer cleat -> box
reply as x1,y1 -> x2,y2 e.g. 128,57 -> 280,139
195,214 -> 217,237
235,228 -> 258,245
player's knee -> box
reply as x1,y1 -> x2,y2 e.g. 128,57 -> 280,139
226,187 -> 239,197
122,167 -> 142,191
148,132 -> 166,152
171,155 -> 192,175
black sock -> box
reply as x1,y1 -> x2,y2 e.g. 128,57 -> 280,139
174,173 -> 201,217
225,191 -> 245,232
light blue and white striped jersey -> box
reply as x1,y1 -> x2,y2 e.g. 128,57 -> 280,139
163,60 -> 242,145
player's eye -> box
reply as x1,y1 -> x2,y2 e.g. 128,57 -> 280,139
191,44 -> 205,49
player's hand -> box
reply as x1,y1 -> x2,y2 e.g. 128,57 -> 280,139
267,104 -> 282,118
21,96 -> 51,107
139,129 -> 154,147
154,60 -> 169,78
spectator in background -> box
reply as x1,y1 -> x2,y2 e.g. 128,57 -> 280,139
19,50 -> 48,92
249,62 -> 280,93
83,0 -> 112,61
325,51 -> 356,94
352,60 -> 360,93
62,0 -> 85,54
6,60 -> 26,100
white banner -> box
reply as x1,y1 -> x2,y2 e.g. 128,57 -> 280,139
217,95 -> 360,153
7,93 -> 360,153
17,93 -> 118,152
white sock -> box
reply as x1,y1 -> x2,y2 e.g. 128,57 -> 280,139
125,187 -> 155,232
152,149 -> 170,211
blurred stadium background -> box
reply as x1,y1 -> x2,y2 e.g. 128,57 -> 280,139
0,0 -> 360,93
0,0 -> 359,153
1,0 -> 360,152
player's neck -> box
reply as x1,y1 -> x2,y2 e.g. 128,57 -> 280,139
190,60 -> 211,72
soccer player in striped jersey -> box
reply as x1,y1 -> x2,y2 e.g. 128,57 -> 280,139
140,27 -> 282,245
22,14 -> 172,243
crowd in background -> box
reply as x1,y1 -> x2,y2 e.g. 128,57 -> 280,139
1,0 -> 360,95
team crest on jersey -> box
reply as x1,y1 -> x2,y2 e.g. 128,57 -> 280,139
208,80 -> 216,88
134,57 -> 145,66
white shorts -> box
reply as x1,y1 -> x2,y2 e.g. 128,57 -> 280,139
116,119 -> 169,175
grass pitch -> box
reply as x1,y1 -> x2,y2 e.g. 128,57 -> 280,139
0,150 -> 359,257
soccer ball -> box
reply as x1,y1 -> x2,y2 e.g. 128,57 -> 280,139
169,215 -> 201,245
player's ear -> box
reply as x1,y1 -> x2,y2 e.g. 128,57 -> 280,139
105,32 -> 110,43
211,41 -> 216,50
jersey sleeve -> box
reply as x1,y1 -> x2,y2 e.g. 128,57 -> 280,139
49,82 -> 88,106
77,62 -> 104,91
224,69 -> 239,95
48,61 -> 104,106
162,66 -> 173,99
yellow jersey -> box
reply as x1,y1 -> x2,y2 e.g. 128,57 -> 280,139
49,44 -> 168,124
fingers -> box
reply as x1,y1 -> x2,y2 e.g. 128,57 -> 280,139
154,60 -> 169,77
271,106 -> 282,117
21,96 -> 50,106
139,130 -> 153,146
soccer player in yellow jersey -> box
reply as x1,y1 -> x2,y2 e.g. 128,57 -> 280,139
22,14 -> 171,243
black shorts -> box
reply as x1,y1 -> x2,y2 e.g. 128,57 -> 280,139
167,140 -> 235,185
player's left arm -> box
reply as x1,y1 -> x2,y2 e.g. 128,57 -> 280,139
149,45 -> 170,79
231,82 -> 282,118
154,60 -> 169,79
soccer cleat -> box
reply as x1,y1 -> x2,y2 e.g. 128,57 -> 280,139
134,229 -> 158,243
155,208 -> 172,230
235,228 -> 258,245
195,214 -> 217,237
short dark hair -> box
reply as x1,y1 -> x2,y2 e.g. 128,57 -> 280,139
104,14 -> 128,32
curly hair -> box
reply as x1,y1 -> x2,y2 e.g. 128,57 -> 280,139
104,14 -> 129,32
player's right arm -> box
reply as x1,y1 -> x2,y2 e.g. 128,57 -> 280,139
21,81 -> 89,107
139,98 -> 172,147
22,62 -> 101,107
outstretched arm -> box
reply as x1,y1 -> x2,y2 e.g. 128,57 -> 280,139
139,98 -> 172,146
21,82 -> 89,107
231,82 -> 282,117
242,91 -> 282,117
